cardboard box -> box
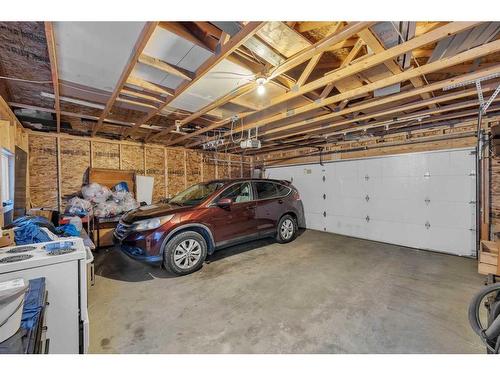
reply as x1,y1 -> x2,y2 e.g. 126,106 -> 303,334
28,208 -> 56,222
0,229 -> 15,248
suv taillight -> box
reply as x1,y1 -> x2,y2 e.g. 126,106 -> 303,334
292,190 -> 300,200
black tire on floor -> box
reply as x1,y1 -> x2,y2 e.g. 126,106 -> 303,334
276,214 -> 298,244
163,231 -> 207,276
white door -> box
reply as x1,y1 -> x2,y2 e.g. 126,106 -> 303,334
266,148 -> 476,257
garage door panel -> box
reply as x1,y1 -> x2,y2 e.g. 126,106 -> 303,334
426,175 -> 475,202
358,158 -> 383,179
382,154 -> 412,177
426,201 -> 475,229
422,225 -> 474,256
326,215 -> 366,238
306,212 -> 326,232
266,148 -> 475,257
329,196 -> 366,218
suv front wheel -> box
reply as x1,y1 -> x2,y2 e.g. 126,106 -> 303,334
163,231 -> 207,276
276,214 -> 298,244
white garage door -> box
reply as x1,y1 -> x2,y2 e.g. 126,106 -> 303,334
266,148 -> 476,257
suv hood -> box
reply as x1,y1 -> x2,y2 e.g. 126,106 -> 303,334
121,203 -> 195,223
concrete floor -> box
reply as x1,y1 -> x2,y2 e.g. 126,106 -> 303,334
88,230 -> 485,353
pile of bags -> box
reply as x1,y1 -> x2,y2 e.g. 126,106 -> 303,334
65,182 -> 139,219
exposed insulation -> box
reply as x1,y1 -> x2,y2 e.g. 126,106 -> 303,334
145,146 -> 165,203
186,150 -> 202,187
92,141 -> 120,169
121,144 -> 145,174
28,134 -> 58,208
60,138 -> 90,207
167,148 -> 185,197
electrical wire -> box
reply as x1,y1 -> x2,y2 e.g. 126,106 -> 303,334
0,75 -> 52,84
230,116 -> 244,144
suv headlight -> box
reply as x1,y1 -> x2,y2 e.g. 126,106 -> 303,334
132,214 -> 174,232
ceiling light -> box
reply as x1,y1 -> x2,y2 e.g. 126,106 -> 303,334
256,77 -> 267,96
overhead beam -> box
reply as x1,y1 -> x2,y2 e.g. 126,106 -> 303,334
268,22 -> 375,80
120,88 -> 164,104
44,22 -> 61,132
166,82 -> 256,146
91,22 -> 158,136
128,22 -> 265,140
357,28 -> 435,107
195,28 -> 494,148
188,22 -> 481,146
138,54 -> 193,81
125,75 -> 174,96
321,38 -> 366,99
296,52 -> 323,87
266,83 -> 498,142
159,22 -> 214,52
260,100 -> 500,154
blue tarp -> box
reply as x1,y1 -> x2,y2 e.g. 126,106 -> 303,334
14,221 -> 52,245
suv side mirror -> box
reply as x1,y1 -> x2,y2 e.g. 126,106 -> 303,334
217,197 -> 232,209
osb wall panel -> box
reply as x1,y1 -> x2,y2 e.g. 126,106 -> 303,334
186,150 -> 202,187
217,153 -> 230,179
29,134 -> 58,208
167,149 -> 185,197
491,156 -> 500,224
202,153 -> 216,181
243,156 -> 252,178
230,154 -> 242,178
145,147 -> 165,203
92,141 -> 120,169
121,144 -> 145,175
60,139 -> 90,207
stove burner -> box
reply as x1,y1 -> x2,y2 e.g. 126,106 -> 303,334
6,245 -> 36,254
46,248 -> 76,256
0,254 -> 33,263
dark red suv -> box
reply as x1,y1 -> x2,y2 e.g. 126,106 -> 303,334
114,178 -> 305,275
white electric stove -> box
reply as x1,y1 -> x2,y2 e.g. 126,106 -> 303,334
0,238 -> 92,353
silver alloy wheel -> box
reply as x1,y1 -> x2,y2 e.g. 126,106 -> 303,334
173,239 -> 202,269
280,219 -> 294,240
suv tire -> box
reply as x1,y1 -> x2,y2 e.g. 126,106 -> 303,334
276,214 -> 298,244
163,231 -> 207,276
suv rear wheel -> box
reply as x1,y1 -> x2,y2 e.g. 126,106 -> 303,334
276,214 -> 298,244
163,231 -> 207,276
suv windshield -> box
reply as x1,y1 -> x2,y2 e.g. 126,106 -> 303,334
169,182 -> 224,206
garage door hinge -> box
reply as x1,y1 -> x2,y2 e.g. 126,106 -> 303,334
425,221 -> 431,229
424,197 -> 430,205
469,170 -> 476,176
323,194 -> 326,200
365,215 -> 370,222
470,150 -> 477,155
323,211 -> 327,217
365,194 -> 370,202
469,200 -> 477,204
469,228 -> 477,232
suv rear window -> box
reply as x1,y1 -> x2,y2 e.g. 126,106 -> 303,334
254,181 -> 291,200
